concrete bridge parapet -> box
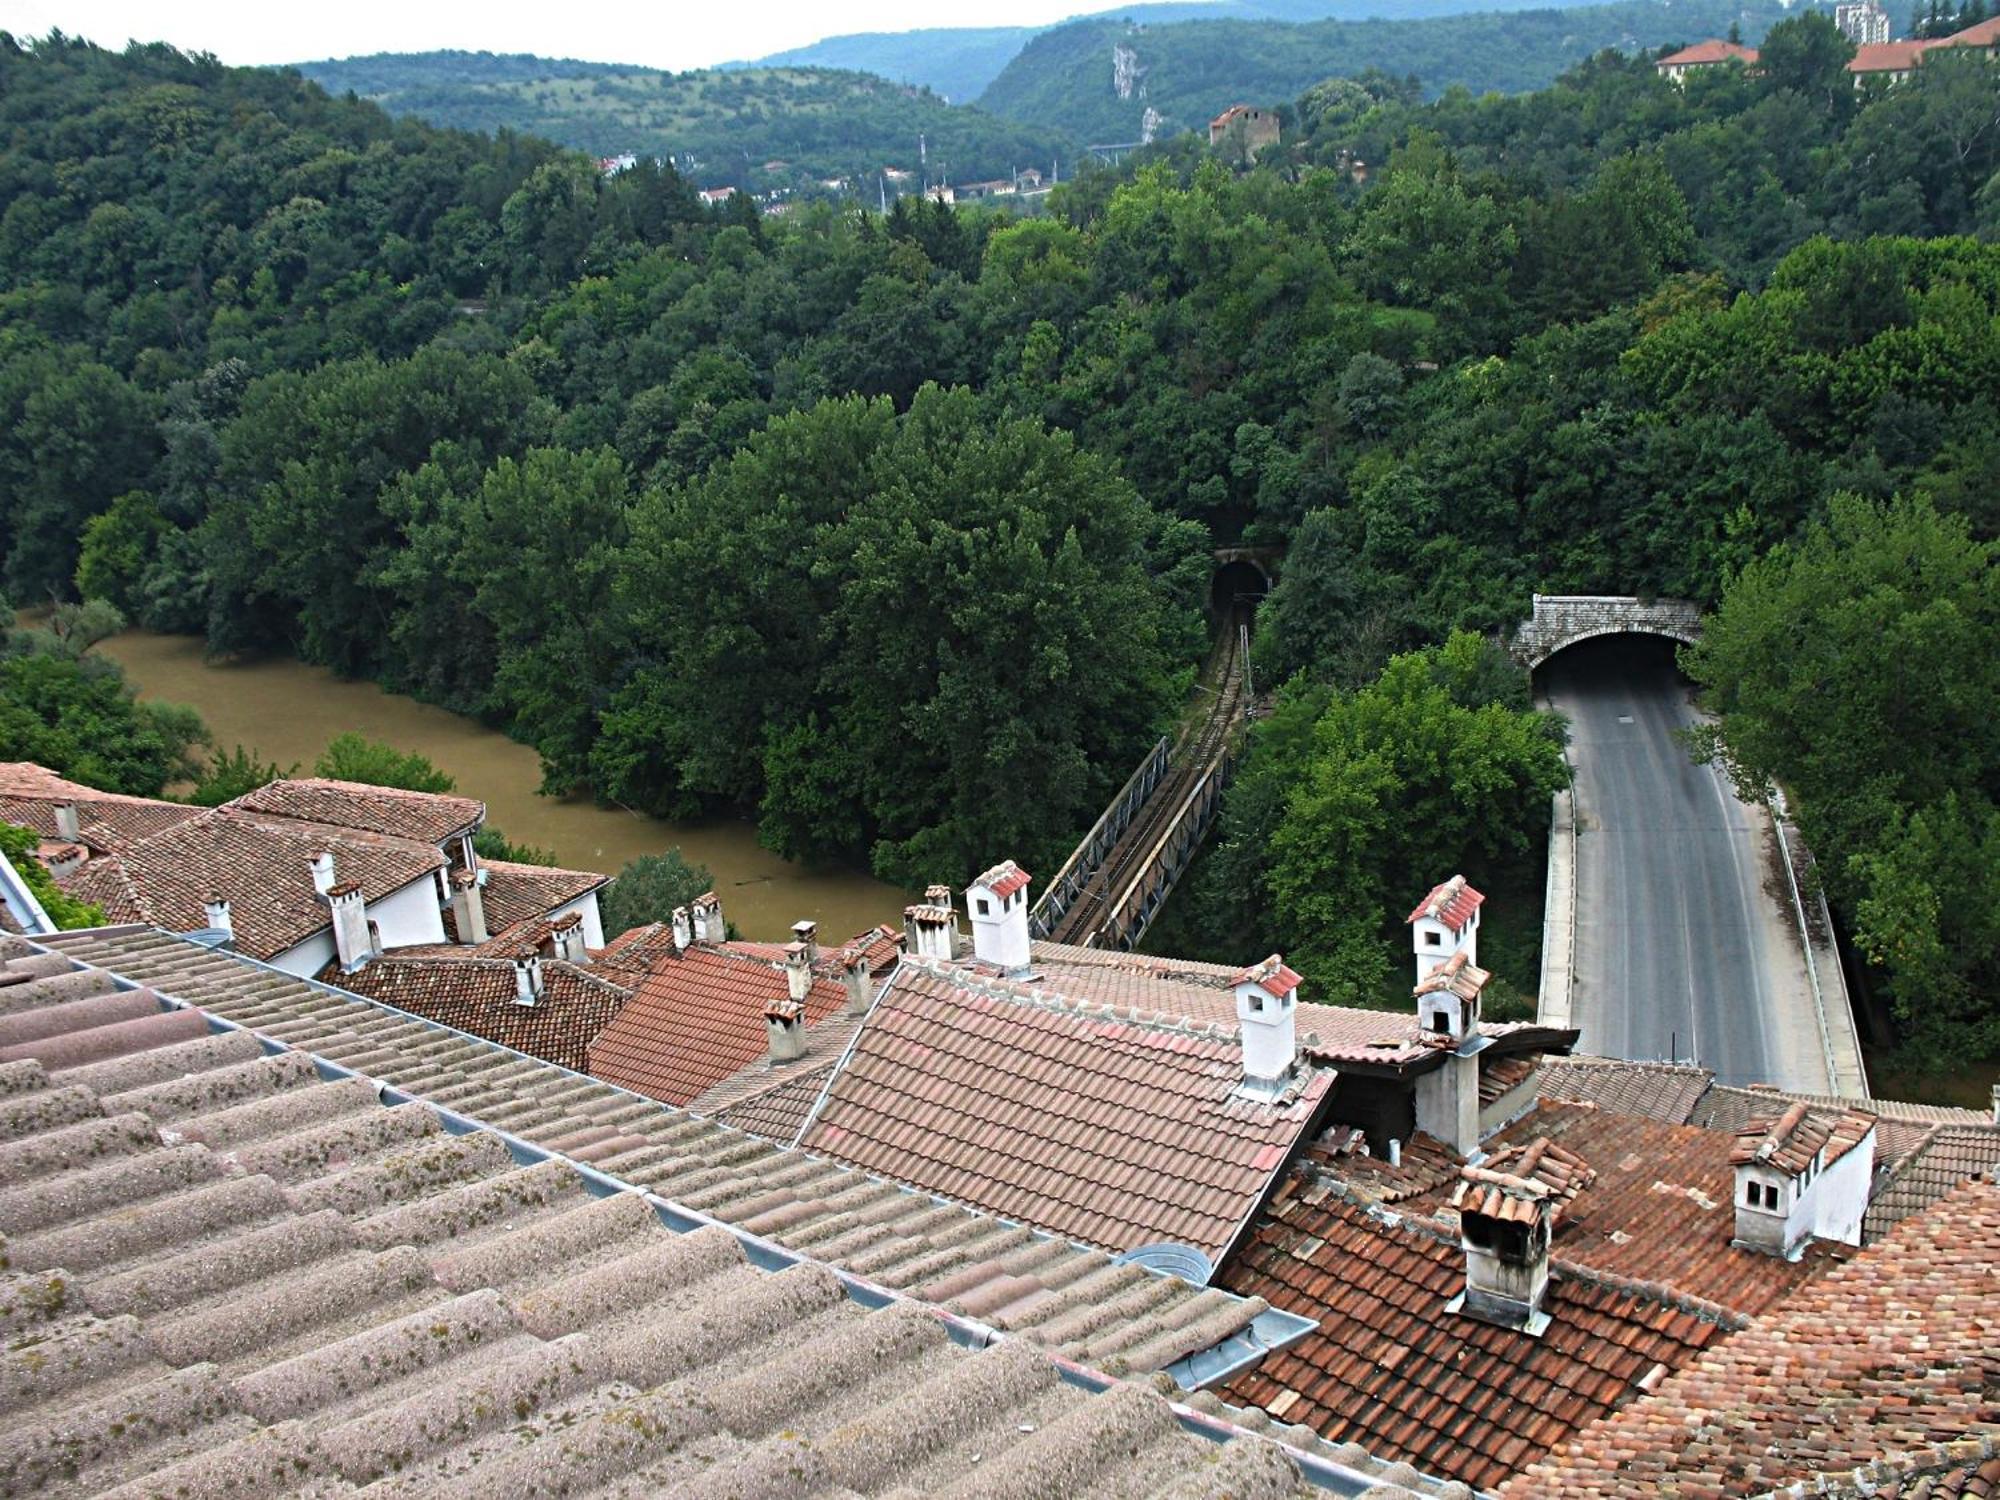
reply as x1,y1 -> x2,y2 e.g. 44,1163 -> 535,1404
1512,594 -> 1703,669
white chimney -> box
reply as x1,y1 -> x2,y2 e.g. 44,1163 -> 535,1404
203,894 -> 233,938
904,902 -> 955,961
965,861 -> 1032,972
765,995 -> 806,1063
924,884 -> 957,947
1408,874 -> 1484,986
549,911 -> 587,963
44,843 -> 85,881
840,945 -> 872,1015
671,905 -> 693,954
327,881 -> 373,972
692,891 -> 725,944
1449,1137 -> 1591,1336
1992,1082 -> 1999,1126
790,919 -> 818,964
512,953 -> 544,1005
310,851 -> 337,897
783,940 -> 812,1002
450,867 -> 489,945
53,802 -> 80,843
1731,1104 -> 1877,1258
1232,954 -> 1302,1096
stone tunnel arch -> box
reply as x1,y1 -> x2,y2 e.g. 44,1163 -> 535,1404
1210,558 -> 1272,616
1512,594 -> 1703,671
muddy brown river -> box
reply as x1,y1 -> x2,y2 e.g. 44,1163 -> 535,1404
98,631 -> 906,942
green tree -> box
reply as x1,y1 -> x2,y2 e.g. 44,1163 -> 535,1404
0,823 -> 106,929
0,651 -> 208,795
1758,11 -> 1857,115
313,733 -> 458,793
600,849 -> 716,939
189,745 -> 297,807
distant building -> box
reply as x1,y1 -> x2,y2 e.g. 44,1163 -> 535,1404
697,187 -> 737,207
1655,39 -> 1760,83
1208,103 -> 1281,162
1848,14 -> 2000,81
597,152 -> 637,176
1835,0 -> 1892,45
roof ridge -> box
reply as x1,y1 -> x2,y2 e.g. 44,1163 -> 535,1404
904,955 -> 1243,1043
1753,1430 -> 2000,1500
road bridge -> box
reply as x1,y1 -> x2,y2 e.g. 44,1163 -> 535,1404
1032,619 -> 1249,951
1511,594 -> 1702,670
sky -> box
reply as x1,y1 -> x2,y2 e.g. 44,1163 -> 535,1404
5,1 -> 1115,70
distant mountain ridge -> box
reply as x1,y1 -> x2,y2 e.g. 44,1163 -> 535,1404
977,0 -> 1790,143
290,52 -> 1068,189
733,0 -> 1591,100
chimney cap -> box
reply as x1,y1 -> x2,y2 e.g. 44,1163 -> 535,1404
1233,954 -> 1303,1000
970,861 -> 1031,900
693,890 -> 720,908
904,902 -> 953,925
783,940 -> 809,960
1414,949 -> 1490,1000
550,910 -> 583,932
1408,874 -> 1485,931
326,881 -> 362,900
451,867 -> 478,888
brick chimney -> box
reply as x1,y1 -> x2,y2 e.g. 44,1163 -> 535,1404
692,891 -> 725,945
327,881 -> 374,973
1449,1137 -> 1593,1335
1731,1104 -> 1877,1257
549,910 -> 587,963
53,802 -> 80,843
202,894 -> 233,940
512,952 -> 544,1005
1232,954 -> 1302,1097
765,995 -> 806,1063
44,843 -> 85,881
310,851 -> 337,897
791,919 -> 818,964
966,861 -> 1032,972
450,868 -> 489,945
840,944 -> 872,1015
783,940 -> 812,1002
1408,874 -> 1484,987
671,905 -> 693,954
904,901 -> 955,961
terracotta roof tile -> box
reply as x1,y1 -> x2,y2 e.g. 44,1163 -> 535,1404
588,947 -> 850,1107
1864,1124 -> 2000,1241
0,761 -> 203,851
1407,875 -> 1485,932
799,960 -> 1331,1260
1504,1175 -> 2000,1498
974,860 -> 1032,900
1658,38 -> 1760,65
1729,1100 -> 1876,1174
330,953 -> 630,1073
1540,1056 -> 1716,1123
227,777 -> 484,843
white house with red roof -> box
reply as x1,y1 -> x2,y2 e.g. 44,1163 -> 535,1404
1655,38 -> 1760,82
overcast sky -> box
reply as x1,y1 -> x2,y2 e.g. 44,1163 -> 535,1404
6,1 -> 1120,70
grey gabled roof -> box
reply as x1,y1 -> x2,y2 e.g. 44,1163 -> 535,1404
0,928 -> 1462,1498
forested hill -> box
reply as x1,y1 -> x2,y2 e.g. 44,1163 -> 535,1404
737,0 -> 1573,102
979,0 -> 1790,141
292,53 -> 1068,190
5,24 -> 2000,1064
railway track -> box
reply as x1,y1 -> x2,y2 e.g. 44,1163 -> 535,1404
1046,615 -> 1250,948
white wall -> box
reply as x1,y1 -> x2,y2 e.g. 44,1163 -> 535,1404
271,929 -> 337,980
373,876 -> 449,951
548,891 -> 605,950
1808,1128 -> 1875,1247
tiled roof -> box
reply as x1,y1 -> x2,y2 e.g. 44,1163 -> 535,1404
1504,1174 -> 2000,1498
1220,1171 -> 1739,1493
64,808 -> 443,959
1399,1100 -> 1843,1316
1849,38 -> 1932,70
328,952 -> 632,1073
1031,939 -> 1246,981
227,776 -> 485,843
1864,1124 -> 2000,1241
1540,1056 -> 1715,1123
1695,1081 -> 1989,1132
1454,1136 -> 1594,1223
1729,1099 -> 1875,1173
474,856 -> 606,934
797,960 -> 1333,1261
1415,948 -> 1488,1002
1658,38 -> 1760,65
0,932 -> 1443,1500
1481,1053 -> 1539,1107
974,859 -> 1032,899
33,926 -> 1305,1388
687,1008 -> 869,1142
588,946 -> 850,1107
0,760 -> 203,851
1408,874 -> 1484,932
1235,953 -> 1304,998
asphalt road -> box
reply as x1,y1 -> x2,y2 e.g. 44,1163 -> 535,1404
1542,637 -> 1831,1092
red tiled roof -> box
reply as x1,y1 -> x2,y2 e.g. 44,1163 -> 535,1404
1504,1175 -> 2000,1498
0,761 -> 202,851
1849,38 -> 1933,70
1949,14 -> 2000,43
1219,1173 -> 1738,1493
1233,954 -> 1303,998
1728,1100 -> 1875,1173
1540,1057 -> 1715,1123
474,858 -> 605,936
1657,39 -> 1759,66
797,960 -> 1332,1259
1407,875 -> 1484,932
1401,1100 -> 1843,1316
65,808 -> 444,959
1415,948 -> 1488,1001
329,952 -> 631,1073
1865,1124 -> 2000,1241
588,947 -> 849,1107
228,777 -> 484,843
1454,1136 -> 1595,1223
973,859 -> 1031,899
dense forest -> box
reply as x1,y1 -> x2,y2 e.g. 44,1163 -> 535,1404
294,55 -> 1069,191
2,21 -> 1998,1063
976,0 -> 1792,143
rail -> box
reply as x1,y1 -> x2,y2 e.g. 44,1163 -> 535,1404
1031,735 -> 1172,939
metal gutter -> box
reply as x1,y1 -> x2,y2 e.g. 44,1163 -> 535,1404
0,849 -> 56,936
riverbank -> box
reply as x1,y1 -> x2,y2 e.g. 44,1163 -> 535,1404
95,631 -> 906,942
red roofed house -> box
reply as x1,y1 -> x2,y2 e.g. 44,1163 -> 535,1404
1208,104 -> 1280,161
1655,39 -> 1759,83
